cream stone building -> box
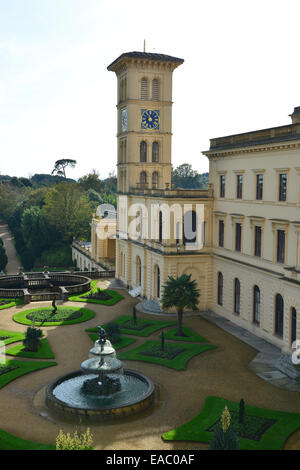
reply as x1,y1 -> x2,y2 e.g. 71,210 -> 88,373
72,209 -> 116,271
108,51 -> 300,353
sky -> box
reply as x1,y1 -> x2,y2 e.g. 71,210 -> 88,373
0,0 -> 300,180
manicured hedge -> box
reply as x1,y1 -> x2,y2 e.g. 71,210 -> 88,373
117,340 -> 215,370
0,359 -> 57,390
6,338 -> 55,359
0,429 -> 55,450
101,315 -> 177,337
0,330 -> 25,345
13,307 -> 95,326
87,333 -> 136,351
162,396 -> 300,450
163,326 -> 208,343
0,298 -> 23,310
68,280 -> 124,306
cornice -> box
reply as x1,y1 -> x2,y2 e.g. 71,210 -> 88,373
203,141 -> 300,159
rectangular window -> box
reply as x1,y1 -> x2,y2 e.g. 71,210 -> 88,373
279,173 -> 287,201
235,223 -> 242,252
254,226 -> 262,257
236,175 -> 243,199
218,220 -> 224,247
256,174 -> 263,200
220,175 -> 225,198
277,230 -> 285,263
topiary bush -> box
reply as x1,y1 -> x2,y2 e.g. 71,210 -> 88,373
105,322 -> 121,344
22,327 -> 43,352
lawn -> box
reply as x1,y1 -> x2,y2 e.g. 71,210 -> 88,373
87,333 -> 136,351
117,340 -> 215,370
163,326 -> 208,343
0,298 -> 23,310
0,429 -> 55,450
0,330 -> 25,346
68,280 -> 124,305
13,306 -> 95,326
6,338 -> 55,359
0,359 -> 57,389
106,315 -> 177,337
162,396 -> 300,450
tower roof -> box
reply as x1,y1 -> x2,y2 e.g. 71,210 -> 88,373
107,51 -> 184,71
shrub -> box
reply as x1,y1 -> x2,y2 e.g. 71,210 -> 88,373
0,246 -> 8,271
55,428 -> 94,450
105,322 -> 121,344
23,326 -> 43,352
20,249 -> 35,271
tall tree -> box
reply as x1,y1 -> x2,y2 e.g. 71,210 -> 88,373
161,274 -> 200,336
42,182 -> 92,242
51,159 -> 77,179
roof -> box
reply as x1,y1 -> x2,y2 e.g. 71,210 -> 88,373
107,51 -> 184,71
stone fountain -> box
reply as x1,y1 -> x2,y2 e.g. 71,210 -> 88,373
46,327 -> 155,421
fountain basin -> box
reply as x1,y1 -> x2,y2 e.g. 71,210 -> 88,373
46,369 -> 155,421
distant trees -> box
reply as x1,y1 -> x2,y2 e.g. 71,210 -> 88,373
172,164 -> 209,189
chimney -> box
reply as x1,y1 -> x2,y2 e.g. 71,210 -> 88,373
289,106 -> 300,124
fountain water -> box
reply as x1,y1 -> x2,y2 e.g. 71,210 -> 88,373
46,326 -> 155,421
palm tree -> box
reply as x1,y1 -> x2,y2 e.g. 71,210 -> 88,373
161,274 -> 200,336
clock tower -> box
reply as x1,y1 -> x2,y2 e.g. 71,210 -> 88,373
107,52 -> 184,193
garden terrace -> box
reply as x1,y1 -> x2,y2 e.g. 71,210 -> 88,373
0,273 -> 91,302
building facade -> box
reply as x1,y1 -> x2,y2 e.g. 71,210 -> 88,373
108,51 -> 300,352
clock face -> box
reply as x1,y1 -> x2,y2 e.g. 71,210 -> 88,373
121,108 -> 127,132
141,109 -> 160,130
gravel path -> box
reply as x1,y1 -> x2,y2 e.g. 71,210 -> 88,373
0,223 -> 20,274
0,291 -> 299,450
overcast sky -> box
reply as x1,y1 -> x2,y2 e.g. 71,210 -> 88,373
0,0 -> 300,180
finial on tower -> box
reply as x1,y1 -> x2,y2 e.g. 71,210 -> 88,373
143,39 -> 146,53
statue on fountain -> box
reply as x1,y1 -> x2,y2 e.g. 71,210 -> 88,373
81,326 -> 122,397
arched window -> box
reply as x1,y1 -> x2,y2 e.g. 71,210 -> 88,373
217,272 -> 223,306
136,256 -> 142,287
152,172 -> 159,188
158,211 -> 163,242
140,171 -> 147,188
152,79 -> 160,101
253,285 -> 260,325
291,307 -> 297,345
275,294 -> 284,337
234,278 -> 240,315
154,265 -> 160,298
183,210 -> 197,245
152,142 -> 159,162
140,141 -> 147,162
141,78 -> 149,99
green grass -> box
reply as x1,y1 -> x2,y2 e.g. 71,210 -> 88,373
13,307 -> 95,326
162,396 -> 300,450
117,340 -> 215,370
0,359 -> 57,390
98,315 -> 177,337
68,280 -> 124,305
163,326 -> 208,343
0,330 -> 25,345
0,298 -> 23,310
6,338 -> 55,359
87,333 -> 136,351
0,429 -> 55,450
